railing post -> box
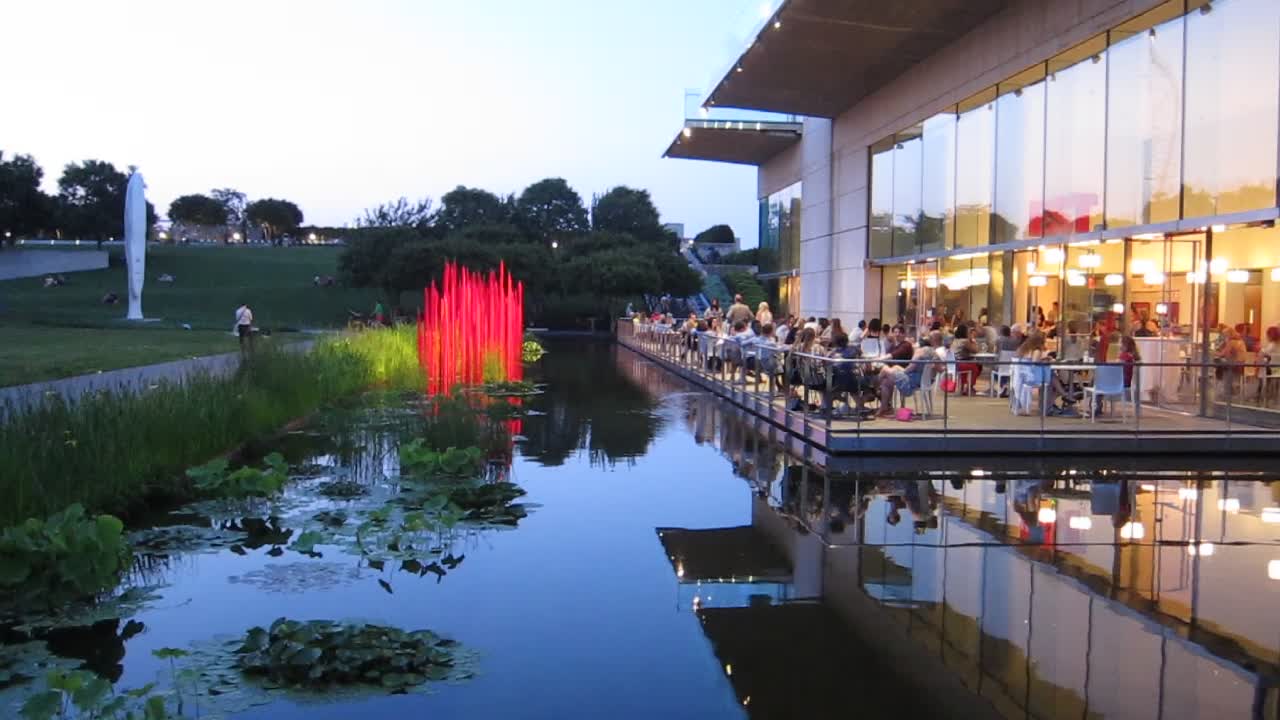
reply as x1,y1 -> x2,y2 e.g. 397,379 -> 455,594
825,360 -> 833,430
1134,364 -> 1142,435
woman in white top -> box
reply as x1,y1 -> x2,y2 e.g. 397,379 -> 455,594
235,303 -> 255,355
756,302 -> 773,327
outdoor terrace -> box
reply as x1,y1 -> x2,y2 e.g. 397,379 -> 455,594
617,321 -> 1280,454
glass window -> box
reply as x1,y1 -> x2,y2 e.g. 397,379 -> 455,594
893,128 -> 923,256
1183,0 -> 1280,218
758,181 -> 802,273
1045,37 -> 1106,236
993,67 -> 1047,244
955,89 -> 996,249
921,112 -> 957,253
870,141 -> 895,258
880,264 -> 907,325
1105,14 -> 1185,227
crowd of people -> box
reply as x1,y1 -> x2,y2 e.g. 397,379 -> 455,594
635,296 -> 1191,420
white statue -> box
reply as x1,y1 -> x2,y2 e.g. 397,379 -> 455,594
124,172 -> 146,320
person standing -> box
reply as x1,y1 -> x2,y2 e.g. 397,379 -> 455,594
726,294 -> 753,328
235,302 -> 255,355
756,301 -> 773,327
373,301 -> 386,327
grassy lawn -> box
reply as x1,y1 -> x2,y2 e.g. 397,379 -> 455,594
0,245 -> 386,386
0,325 -> 244,386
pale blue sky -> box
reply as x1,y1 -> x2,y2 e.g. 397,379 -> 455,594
0,0 -> 763,244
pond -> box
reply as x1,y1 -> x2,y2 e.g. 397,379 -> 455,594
3,340 -> 1279,718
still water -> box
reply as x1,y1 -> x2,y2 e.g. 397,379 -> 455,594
6,341 -> 1280,718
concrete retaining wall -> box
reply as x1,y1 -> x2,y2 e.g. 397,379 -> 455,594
0,250 -> 109,280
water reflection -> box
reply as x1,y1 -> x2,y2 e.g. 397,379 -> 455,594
618,346 -> 1280,719
518,340 -> 668,466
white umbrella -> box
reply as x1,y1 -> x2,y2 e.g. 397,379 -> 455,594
124,172 -> 146,320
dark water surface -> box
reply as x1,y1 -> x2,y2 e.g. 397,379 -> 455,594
5,341 -> 1280,718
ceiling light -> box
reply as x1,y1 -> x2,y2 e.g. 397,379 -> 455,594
1218,497 -> 1240,513
1261,507 -> 1280,523
1029,275 -> 1048,287
1211,224 -> 1226,233
1178,487 -> 1198,500
682,127 -> 692,138
1044,248 -> 1064,263
1186,270 -> 1206,284
1105,274 -> 1124,286
1187,542 -> 1215,557
1067,272 -> 1085,287
1270,559 -> 1280,580
1144,271 -> 1165,285
1079,252 -> 1102,268
1227,269 -> 1250,284
1120,522 -> 1145,540
1155,303 -> 1168,314
1271,268 -> 1280,282
1131,259 -> 1154,275
774,19 -> 782,29
1068,516 -> 1092,530
1037,507 -> 1057,524
925,277 -> 938,288
1112,303 -> 1125,313
1210,257 -> 1228,274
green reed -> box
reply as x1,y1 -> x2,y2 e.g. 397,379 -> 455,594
0,327 -> 422,527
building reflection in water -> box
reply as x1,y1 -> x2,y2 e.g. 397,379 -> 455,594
635,358 -> 1280,718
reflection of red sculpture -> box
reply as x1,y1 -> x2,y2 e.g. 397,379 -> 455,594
418,261 -> 524,395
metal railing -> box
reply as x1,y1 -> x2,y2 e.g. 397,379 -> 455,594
617,320 -> 1280,440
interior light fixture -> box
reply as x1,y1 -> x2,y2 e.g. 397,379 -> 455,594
1261,507 -> 1280,523
682,127 -> 692,138
1227,269 -> 1250,284
1271,268 -> 1280,282
1037,507 -> 1057,524
900,279 -> 916,289
1029,275 -> 1048,287
925,277 -> 939,288
1187,542 -> 1215,557
1079,252 -> 1102,268
1186,270 -> 1207,284
1218,497 -> 1241,513
1068,516 -> 1092,530
774,19 -> 782,29
1112,303 -> 1125,313
1210,257 -> 1228,274
1044,248 -> 1064,263
1211,224 -> 1226,233
1178,487 -> 1198,500
1026,261 -> 1037,274
1131,259 -> 1154,275
1120,522 -> 1145,540
1156,303 -> 1168,315
1067,272 -> 1086,287
1270,559 -> 1280,580
1144,271 -> 1165,285
1105,274 -> 1124,287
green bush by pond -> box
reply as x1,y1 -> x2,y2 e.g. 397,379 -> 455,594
0,504 -> 131,609
0,327 -> 421,528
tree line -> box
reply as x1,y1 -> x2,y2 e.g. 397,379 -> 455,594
0,151 -> 307,246
339,180 -> 703,327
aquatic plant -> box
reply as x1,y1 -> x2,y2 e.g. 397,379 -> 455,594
18,669 -> 170,720
185,453 -> 288,499
314,479 -> 367,499
0,327 -> 422,527
0,505 -> 131,609
397,441 -> 484,478
235,618 -> 463,691
521,339 -> 546,363
479,379 -> 540,396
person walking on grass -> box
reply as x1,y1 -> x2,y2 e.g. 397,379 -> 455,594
235,302 -> 255,356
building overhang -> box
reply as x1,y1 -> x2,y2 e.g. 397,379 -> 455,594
663,120 -> 802,166
706,0 -> 1010,117
655,526 -> 792,583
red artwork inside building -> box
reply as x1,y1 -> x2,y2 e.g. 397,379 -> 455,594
418,261 -> 524,395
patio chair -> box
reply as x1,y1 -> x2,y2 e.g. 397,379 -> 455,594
989,350 -> 1016,397
1084,364 -> 1132,422
1010,359 -> 1048,416
898,360 -> 939,418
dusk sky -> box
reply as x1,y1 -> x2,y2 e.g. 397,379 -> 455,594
0,0 -> 764,245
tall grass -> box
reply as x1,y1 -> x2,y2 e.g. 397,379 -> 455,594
0,326 -> 421,527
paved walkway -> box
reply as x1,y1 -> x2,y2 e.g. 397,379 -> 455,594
0,340 -> 313,417
0,351 -> 243,415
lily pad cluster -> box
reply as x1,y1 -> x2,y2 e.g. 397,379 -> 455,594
186,453 -> 288,499
0,504 -> 131,609
521,340 -> 546,363
479,380 -> 541,397
19,669 -> 170,720
235,618 -> 463,692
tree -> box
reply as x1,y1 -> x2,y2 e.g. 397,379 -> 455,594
562,248 -> 659,307
693,224 -> 735,245
246,198 -> 303,244
210,188 -> 247,225
435,186 -> 508,234
0,152 -> 55,243
57,160 -> 154,241
168,194 -> 229,226
516,178 -> 588,243
452,223 -> 527,247
649,248 -> 703,298
592,186 -> 663,240
381,238 -> 501,300
338,227 -> 417,296
356,196 -> 434,229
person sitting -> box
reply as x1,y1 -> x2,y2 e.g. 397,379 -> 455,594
851,319 -> 867,345
951,325 -> 982,395
877,334 -> 940,417
882,324 -> 914,365
1014,333 -> 1078,416
827,333 -> 873,417
1215,326 -> 1248,393
860,318 -> 885,357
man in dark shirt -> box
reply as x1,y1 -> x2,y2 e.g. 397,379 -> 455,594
885,324 -> 914,366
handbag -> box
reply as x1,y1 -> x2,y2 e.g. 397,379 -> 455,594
895,407 -> 914,422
